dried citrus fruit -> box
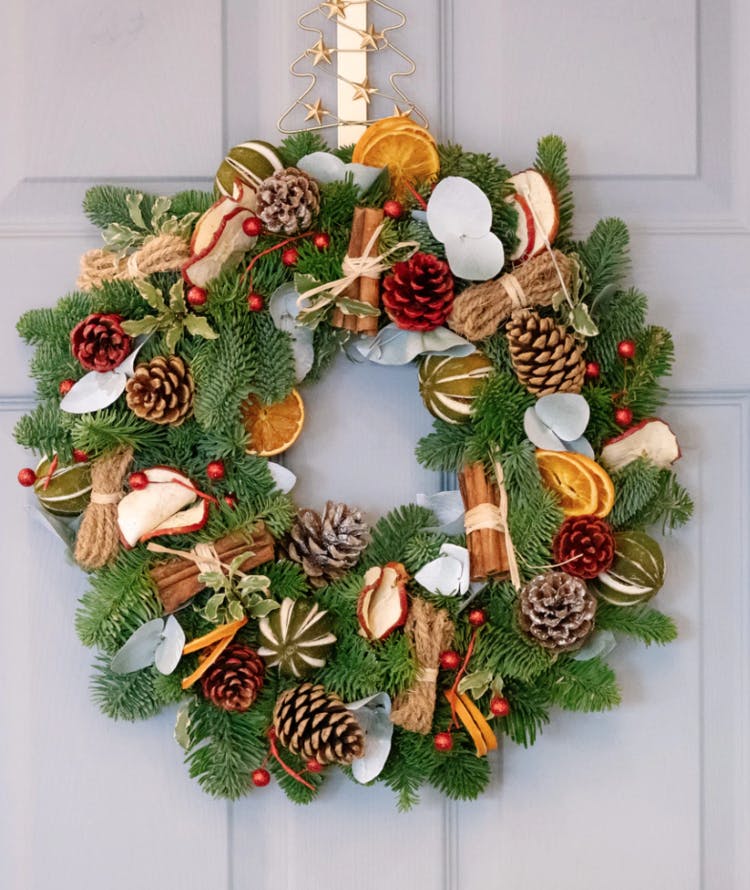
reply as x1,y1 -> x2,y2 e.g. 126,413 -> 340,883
352,116 -> 427,159
587,460 -> 615,518
353,119 -> 439,200
243,389 -> 304,456
536,450 -> 598,516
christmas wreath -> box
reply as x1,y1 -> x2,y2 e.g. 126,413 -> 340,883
15,119 -> 693,807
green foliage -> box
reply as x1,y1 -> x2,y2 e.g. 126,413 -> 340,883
577,218 -> 631,298
415,417 -> 474,472
278,131 -> 330,167
83,185 -> 158,230
71,408 -> 167,458
364,504 -> 435,568
545,657 -> 621,712
466,373 -> 536,460
596,602 -> 678,645
91,658 -> 168,721
628,469 -> 694,532
14,401 -> 74,460
610,459 -> 664,528
535,134 -> 574,244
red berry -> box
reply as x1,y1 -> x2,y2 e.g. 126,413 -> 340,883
614,407 -> 634,428
490,696 -> 511,717
242,217 -> 263,238
128,471 -> 149,490
186,286 -> 207,307
468,608 -> 487,628
17,467 -> 37,487
59,378 -> 75,396
252,768 -> 271,787
617,339 -> 636,360
439,650 -> 461,670
313,232 -> 331,251
434,731 -> 453,752
247,293 -> 264,312
224,494 -> 237,510
281,247 -> 299,267
72,449 -> 89,464
585,361 -> 601,380
305,759 -> 324,774
206,460 -> 225,481
383,200 -> 404,220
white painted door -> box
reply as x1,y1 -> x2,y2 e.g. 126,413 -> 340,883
2,1 -> 748,888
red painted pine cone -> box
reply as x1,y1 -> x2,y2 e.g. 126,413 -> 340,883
70,313 -> 133,373
553,515 -> 616,579
382,252 -> 455,332
200,643 -> 265,713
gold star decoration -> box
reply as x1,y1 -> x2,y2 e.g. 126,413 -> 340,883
351,76 -> 378,105
304,98 -> 332,125
359,24 -> 386,50
307,38 -> 333,66
392,104 -> 413,118
320,0 -> 348,19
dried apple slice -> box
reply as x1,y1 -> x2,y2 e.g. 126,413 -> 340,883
507,193 -> 536,262
600,419 -> 681,473
139,499 -> 209,543
117,466 -> 202,548
357,562 -> 409,641
507,169 -> 559,258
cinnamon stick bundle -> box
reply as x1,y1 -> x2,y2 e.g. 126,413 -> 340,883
149,524 -> 274,613
331,206 -> 385,334
458,462 -> 510,582
331,207 -> 366,331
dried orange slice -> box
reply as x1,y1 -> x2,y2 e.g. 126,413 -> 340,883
352,116 -> 428,159
353,118 -> 439,200
243,389 -> 304,456
536,450 -> 598,516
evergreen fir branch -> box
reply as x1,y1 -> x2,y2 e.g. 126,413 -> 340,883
499,679 -> 551,746
314,635 -> 384,702
535,134 -> 574,244
246,312 -> 296,404
545,656 -> 621,712
415,419 -> 474,472
629,469 -> 694,532
278,132 -> 331,167
467,373 -> 536,459
624,326 -> 674,417
595,602 -> 678,646
428,734 -> 491,800
380,728 -> 430,810
438,143 -> 519,252
364,504 -> 435,568
17,292 -> 91,345
263,559 -> 310,602
253,492 -> 296,539
583,384 -> 621,450
402,532 -> 449,575
577,218 -> 631,298
587,287 -> 647,370
481,331 -> 514,375
317,179 -> 362,232
91,657 -> 167,721
474,623 -> 554,684
305,324 -> 344,384
30,339 -> 83,402
71,407 -> 167,457
89,278 -> 161,319
296,230 -> 349,285
271,760 -> 325,804
83,185 -> 157,231
332,144 -> 355,163
609,458 -> 664,528
186,693 -> 272,799
169,189 -> 214,219
14,401 -> 75,459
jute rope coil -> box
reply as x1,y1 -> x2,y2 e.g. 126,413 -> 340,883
77,234 -> 190,292
74,446 -> 133,570
390,598 -> 455,734
448,249 -> 575,342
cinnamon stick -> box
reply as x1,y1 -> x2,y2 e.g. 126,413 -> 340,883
356,207 -> 385,336
459,462 -> 510,582
149,525 -> 275,613
332,207 -> 366,330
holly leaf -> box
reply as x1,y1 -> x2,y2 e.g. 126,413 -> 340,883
121,315 -> 161,337
164,323 -> 183,354
184,314 -> 219,340
135,279 -> 167,312
102,223 -> 143,255
150,195 -> 172,230
168,279 -> 187,315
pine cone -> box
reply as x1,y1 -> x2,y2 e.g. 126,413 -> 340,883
553,515 -> 616,579
272,682 -> 365,766
286,501 -> 370,588
518,571 -> 597,653
70,313 -> 133,372
256,167 -> 320,235
200,643 -> 265,713
506,308 -> 586,396
125,355 -> 194,426
382,252 -> 455,332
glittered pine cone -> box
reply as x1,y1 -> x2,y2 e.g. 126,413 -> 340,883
272,682 -> 365,766
285,501 -> 370,588
518,571 -> 597,653
553,515 -> 616,579
125,355 -> 194,426
200,643 -> 265,713
256,167 -> 320,235
382,252 -> 455,332
70,313 -> 133,373
506,308 -> 586,396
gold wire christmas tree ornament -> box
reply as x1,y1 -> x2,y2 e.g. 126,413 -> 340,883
277,0 -> 428,146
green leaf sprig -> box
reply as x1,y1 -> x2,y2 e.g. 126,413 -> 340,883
122,279 -> 218,352
197,551 -> 279,625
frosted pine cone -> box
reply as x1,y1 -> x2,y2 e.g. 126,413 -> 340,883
518,571 -> 597,653
256,167 -> 320,235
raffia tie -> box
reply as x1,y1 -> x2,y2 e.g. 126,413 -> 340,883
77,234 -> 190,292
390,598 -> 454,734
74,446 -> 133,570
447,249 -> 574,341
464,462 -> 522,590
146,541 -> 223,576
297,224 -> 419,315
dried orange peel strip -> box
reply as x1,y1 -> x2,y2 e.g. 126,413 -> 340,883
445,690 -> 497,757
182,616 -> 248,655
181,634 -> 234,690
456,692 -> 498,752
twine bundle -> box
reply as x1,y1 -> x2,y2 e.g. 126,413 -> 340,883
448,249 -> 575,341
390,598 -> 455,734
74,446 -> 133,570
77,234 -> 190,292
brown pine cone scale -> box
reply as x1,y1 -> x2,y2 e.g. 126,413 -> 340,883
256,167 -> 320,235
506,308 -> 586,396
200,643 -> 265,713
125,355 -> 194,426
